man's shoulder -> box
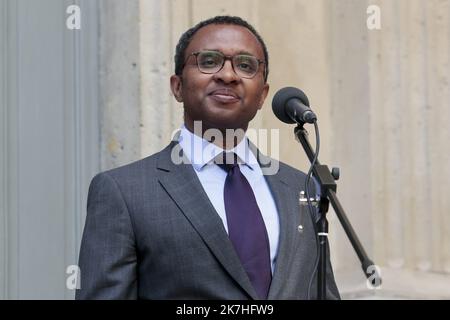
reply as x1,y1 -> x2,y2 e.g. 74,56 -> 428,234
92,142 -> 174,185
277,159 -> 307,175
262,155 -> 308,181
248,140 -> 307,182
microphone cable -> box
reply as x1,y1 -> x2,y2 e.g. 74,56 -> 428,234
305,120 -> 321,300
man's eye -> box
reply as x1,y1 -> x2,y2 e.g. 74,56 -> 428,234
199,54 -> 221,68
236,58 -> 257,72
238,62 -> 251,70
203,59 -> 216,66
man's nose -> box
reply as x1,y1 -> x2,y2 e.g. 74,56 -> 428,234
213,60 -> 240,83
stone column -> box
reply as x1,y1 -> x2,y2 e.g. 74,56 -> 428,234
139,0 -> 185,156
99,0 -> 141,170
425,0 -> 450,274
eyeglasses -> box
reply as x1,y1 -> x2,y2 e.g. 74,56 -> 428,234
184,50 -> 265,79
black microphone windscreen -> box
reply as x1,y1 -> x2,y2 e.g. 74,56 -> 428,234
272,87 -> 310,124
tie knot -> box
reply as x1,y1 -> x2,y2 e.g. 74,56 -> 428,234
215,152 -> 238,172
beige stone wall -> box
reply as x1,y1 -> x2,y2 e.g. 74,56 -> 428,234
100,0 -> 450,298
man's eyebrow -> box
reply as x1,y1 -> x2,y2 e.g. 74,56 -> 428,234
237,50 -> 257,56
202,49 -> 257,57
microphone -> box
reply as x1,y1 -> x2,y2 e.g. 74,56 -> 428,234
272,87 -> 317,124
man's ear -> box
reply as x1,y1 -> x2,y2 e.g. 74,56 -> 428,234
257,83 -> 270,110
170,75 -> 183,102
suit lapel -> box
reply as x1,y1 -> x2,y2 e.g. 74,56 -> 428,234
156,142 -> 258,299
264,173 -> 301,299
249,143 -> 302,299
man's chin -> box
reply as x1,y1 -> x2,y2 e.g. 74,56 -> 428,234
186,113 -> 252,133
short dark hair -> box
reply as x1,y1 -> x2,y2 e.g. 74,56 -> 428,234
174,15 -> 269,82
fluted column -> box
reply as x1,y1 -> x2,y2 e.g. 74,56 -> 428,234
405,0 -> 433,272
99,0 -> 141,170
425,0 -> 450,273
139,0 -> 185,156
328,0 -> 373,275
366,0 -> 450,296
368,0 -> 405,271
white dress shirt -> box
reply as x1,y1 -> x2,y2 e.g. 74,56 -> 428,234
179,126 -> 280,273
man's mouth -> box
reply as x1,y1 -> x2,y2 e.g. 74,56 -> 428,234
208,89 -> 241,104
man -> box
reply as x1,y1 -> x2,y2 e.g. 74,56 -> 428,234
76,15 -> 340,300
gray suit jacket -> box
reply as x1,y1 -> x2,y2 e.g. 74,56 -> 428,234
76,141 -> 340,300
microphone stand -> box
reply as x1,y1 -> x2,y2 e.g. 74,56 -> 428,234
294,124 -> 381,300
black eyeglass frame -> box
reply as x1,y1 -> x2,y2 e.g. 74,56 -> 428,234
182,50 -> 266,79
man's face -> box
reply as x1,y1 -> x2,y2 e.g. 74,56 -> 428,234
170,24 -> 269,133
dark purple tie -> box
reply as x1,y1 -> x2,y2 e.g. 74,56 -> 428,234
217,152 -> 272,299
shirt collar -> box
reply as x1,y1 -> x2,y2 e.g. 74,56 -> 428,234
179,125 -> 259,172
